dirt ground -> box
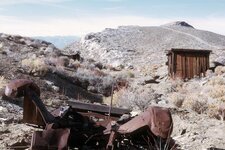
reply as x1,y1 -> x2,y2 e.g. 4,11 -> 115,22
171,108 -> 225,149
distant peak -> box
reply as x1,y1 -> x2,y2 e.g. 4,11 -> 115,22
162,21 -> 194,28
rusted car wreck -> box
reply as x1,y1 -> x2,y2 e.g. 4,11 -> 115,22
4,79 -> 175,150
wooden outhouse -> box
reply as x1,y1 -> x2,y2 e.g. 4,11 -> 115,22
167,48 -> 211,79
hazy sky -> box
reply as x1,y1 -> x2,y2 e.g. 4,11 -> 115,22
0,0 -> 225,36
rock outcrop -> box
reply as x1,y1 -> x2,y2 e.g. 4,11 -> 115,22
161,21 -> 195,28
0,33 -> 60,59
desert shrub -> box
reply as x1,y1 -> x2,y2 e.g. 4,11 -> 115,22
127,70 -> 135,78
21,57 -> 48,76
46,56 -> 69,67
182,95 -> 208,114
92,69 -> 106,77
206,103 -> 221,119
208,85 -> 225,99
183,81 -> 201,92
75,68 -> 96,82
214,66 -> 225,75
0,76 -> 8,97
68,59 -> 82,69
117,87 -> 160,111
169,93 -> 185,108
191,100 -> 208,114
170,79 -> 184,92
0,76 -> 7,90
217,96 -> 225,103
74,68 -> 124,96
114,70 -> 136,81
166,70 -> 225,119
96,76 -> 115,96
206,76 -> 225,86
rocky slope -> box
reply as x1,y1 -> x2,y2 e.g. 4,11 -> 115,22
65,21 -> 225,72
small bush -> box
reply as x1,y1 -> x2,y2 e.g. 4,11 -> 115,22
74,68 -> 121,96
46,56 -> 69,67
0,76 -> 7,90
191,100 -> 208,114
21,57 -> 48,76
206,76 -> 225,86
215,66 -> 225,75
127,71 -> 135,78
68,60 -> 82,69
0,76 -> 8,97
182,95 -> 208,114
117,87 -> 159,111
207,103 -> 221,119
208,85 -> 225,99
92,69 -> 106,77
169,93 -> 184,108
170,79 -> 184,92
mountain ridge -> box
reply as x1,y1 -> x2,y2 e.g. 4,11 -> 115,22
34,36 -> 80,49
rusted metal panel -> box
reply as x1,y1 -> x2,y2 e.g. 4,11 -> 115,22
4,79 -> 45,126
31,126 -> 70,150
117,106 -> 173,138
67,100 -> 130,116
23,95 -> 44,126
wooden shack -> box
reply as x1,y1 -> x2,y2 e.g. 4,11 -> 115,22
167,48 -> 211,79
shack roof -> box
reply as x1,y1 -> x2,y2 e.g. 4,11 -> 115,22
166,48 -> 212,55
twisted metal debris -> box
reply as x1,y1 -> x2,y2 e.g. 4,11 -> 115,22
4,79 -> 175,150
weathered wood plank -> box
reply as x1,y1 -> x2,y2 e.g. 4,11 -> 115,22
167,49 -> 211,79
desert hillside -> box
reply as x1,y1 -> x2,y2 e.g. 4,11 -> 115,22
0,21 -> 225,149
65,21 -> 225,71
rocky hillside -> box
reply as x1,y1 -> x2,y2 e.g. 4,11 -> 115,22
0,32 -> 125,101
1,22 -> 225,149
0,32 -> 129,148
65,21 -> 225,71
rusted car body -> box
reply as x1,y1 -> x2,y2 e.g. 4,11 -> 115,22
4,79 -> 175,150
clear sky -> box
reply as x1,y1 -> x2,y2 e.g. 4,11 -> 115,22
0,0 -> 225,36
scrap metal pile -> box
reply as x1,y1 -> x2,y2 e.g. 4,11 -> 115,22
4,79 -> 176,150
